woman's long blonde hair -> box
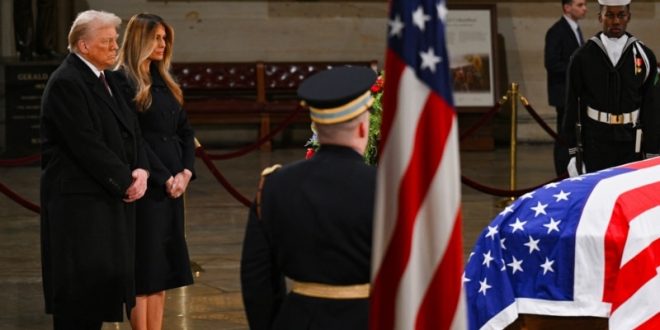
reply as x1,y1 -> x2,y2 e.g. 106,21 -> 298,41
115,13 -> 183,111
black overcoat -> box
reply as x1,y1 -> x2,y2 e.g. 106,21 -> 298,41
111,66 -> 195,294
545,16 -> 582,108
40,53 -> 148,322
241,145 -> 376,330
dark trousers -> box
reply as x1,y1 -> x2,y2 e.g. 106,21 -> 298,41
53,315 -> 102,330
554,107 -> 569,176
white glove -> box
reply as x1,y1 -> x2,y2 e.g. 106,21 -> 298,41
567,157 -> 586,177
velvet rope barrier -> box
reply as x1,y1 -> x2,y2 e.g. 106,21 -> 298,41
195,144 -> 252,207
0,181 -> 40,213
206,105 -> 304,160
459,95 -> 508,142
520,96 -> 570,177
520,96 -> 565,145
0,154 -> 41,167
457,92 -> 571,196
460,174 -> 566,198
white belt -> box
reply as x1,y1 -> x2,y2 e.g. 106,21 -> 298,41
587,107 -> 639,125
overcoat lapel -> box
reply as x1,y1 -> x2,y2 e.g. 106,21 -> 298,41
560,17 -> 581,48
70,55 -> 133,132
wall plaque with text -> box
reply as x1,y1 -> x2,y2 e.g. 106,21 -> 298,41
4,63 -> 58,157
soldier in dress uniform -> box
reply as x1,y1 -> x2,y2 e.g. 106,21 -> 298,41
240,66 -> 377,330
562,0 -> 660,176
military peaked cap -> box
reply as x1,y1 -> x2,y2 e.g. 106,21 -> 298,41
598,0 -> 630,5
297,66 -> 377,124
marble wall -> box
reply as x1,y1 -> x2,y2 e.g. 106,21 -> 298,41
2,1 -> 659,142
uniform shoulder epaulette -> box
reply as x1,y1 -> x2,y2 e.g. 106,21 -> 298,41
256,164 -> 282,219
261,164 -> 282,176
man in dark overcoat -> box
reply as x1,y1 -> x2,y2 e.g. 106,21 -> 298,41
240,66 -> 377,330
562,0 -> 659,176
544,0 -> 587,175
40,10 -> 149,329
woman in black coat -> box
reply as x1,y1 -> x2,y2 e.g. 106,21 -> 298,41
112,13 -> 195,330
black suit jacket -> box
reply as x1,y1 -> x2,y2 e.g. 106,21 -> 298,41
241,145 -> 376,330
40,53 -> 148,322
545,16 -> 582,107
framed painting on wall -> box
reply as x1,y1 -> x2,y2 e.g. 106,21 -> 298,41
446,4 -> 498,109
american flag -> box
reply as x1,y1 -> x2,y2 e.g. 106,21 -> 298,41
464,157 -> 660,330
370,0 -> 467,329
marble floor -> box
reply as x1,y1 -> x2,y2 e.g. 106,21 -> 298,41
0,143 -> 558,329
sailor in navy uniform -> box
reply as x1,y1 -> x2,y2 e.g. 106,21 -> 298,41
240,66 -> 377,330
562,0 -> 659,176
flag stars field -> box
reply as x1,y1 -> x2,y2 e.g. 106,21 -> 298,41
412,6 -> 431,31
436,2 -> 448,21
521,191 -> 535,200
482,250 -> 495,268
530,201 -> 548,217
500,204 -> 515,216
540,258 -> 555,275
464,162 -> 660,329
478,278 -> 492,296
485,225 -> 499,239
388,15 -> 404,38
543,218 -> 561,234
419,47 -> 442,73
553,190 -> 570,202
509,218 -> 527,233
507,256 -> 524,274
524,236 -> 541,254
544,182 -> 560,189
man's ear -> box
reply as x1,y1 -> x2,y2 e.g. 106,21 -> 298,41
78,40 -> 88,54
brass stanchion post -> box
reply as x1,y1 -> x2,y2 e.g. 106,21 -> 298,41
189,138 -> 205,276
494,83 -> 518,208
508,83 -> 519,202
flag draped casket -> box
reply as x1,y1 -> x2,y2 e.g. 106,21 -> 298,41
464,158 -> 660,330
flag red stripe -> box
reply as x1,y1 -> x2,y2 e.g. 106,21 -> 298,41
415,210 -> 463,330
370,92 -> 454,330
603,181 -> 660,304
635,311 -> 660,330
377,50 -> 406,155
623,156 -> 660,170
610,239 -> 660,311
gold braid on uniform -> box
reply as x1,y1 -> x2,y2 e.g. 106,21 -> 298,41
256,164 -> 282,220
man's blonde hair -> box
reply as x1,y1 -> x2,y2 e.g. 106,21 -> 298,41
67,10 -> 121,53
